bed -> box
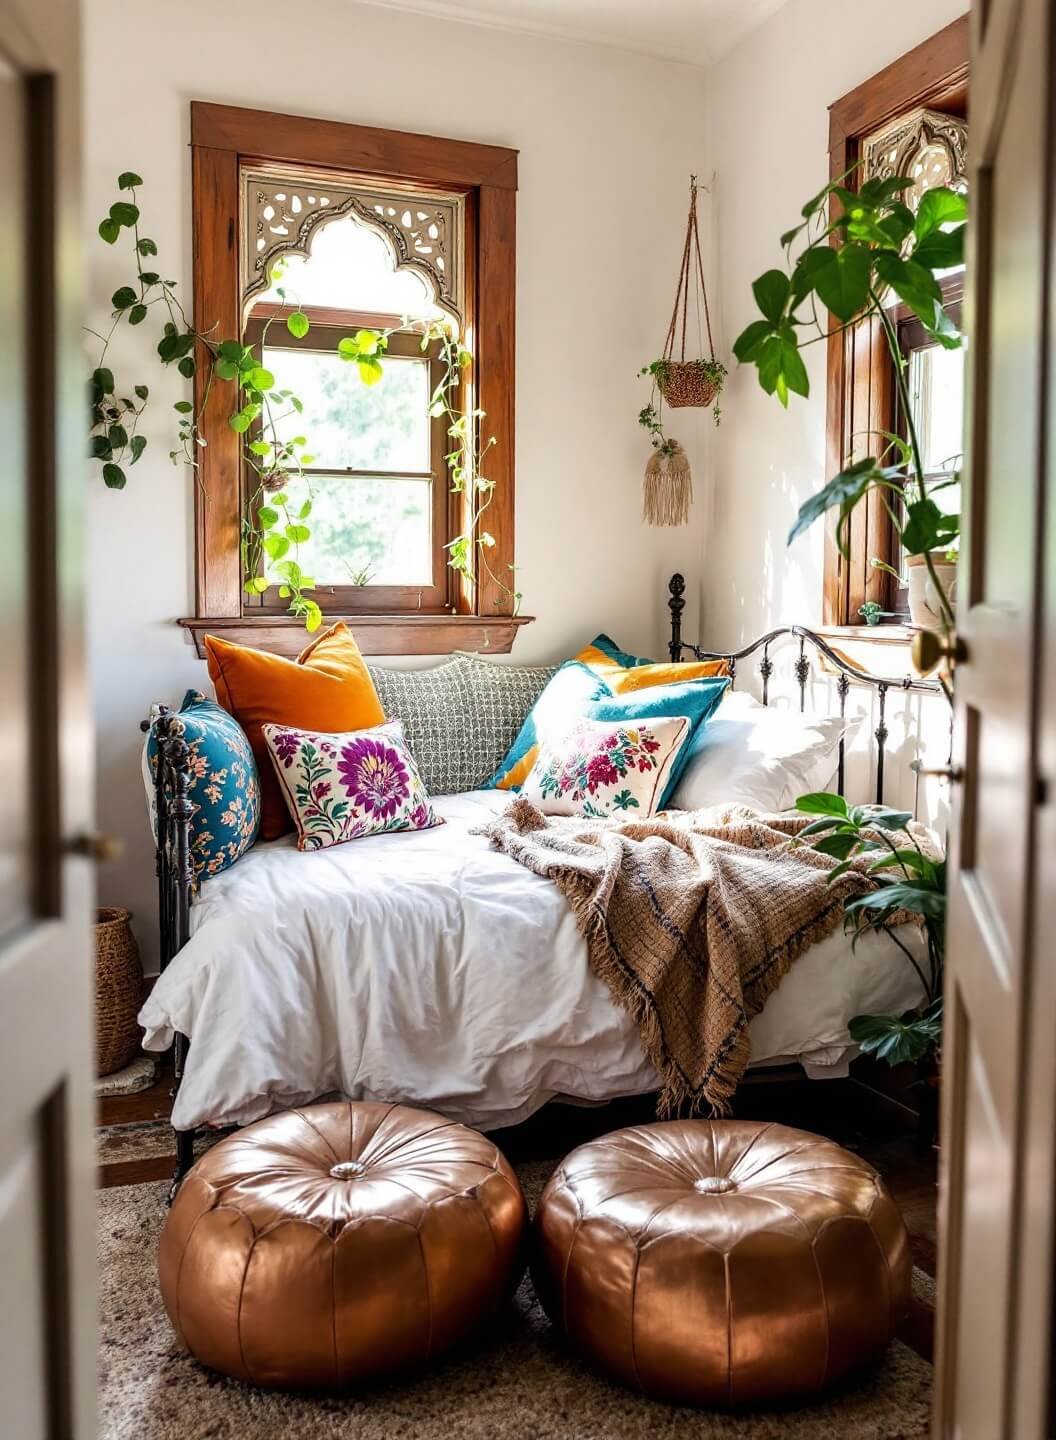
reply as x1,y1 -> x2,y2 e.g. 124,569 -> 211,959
142,574 -> 945,1190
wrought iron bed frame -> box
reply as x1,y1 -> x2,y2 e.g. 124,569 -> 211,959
146,575 -> 945,1195
667,572 -> 945,805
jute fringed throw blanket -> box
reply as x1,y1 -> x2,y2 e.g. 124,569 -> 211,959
479,798 -> 883,1117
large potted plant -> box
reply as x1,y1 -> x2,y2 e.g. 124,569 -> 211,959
734,173 -> 966,1084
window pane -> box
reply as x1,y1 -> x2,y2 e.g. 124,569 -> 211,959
263,474 -> 432,587
256,213 -> 444,321
908,343 -> 965,476
264,347 -> 432,474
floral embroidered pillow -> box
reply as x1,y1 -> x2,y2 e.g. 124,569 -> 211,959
142,689 -> 261,885
520,715 -> 691,818
262,720 -> 443,851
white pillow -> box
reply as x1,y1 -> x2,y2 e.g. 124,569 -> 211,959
669,690 -> 861,813
521,714 -> 691,818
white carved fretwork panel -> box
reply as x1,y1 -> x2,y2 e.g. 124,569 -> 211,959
861,107 -> 968,213
242,165 -> 465,322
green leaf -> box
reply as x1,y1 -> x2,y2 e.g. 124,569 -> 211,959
788,456 -> 878,546
136,237 -> 158,256
257,506 -> 279,528
303,600 -> 323,633
178,356 -> 196,379
285,524 -> 310,544
796,792 -> 851,818
286,311 -> 310,339
107,423 -> 128,448
812,832 -> 860,860
92,367 -> 115,394
91,435 -> 112,460
118,171 -> 144,190
102,462 -> 126,489
134,383 -> 149,401
354,328 -> 380,355
111,286 -> 137,311
846,882 -> 946,923
218,339 -> 244,362
872,253 -> 943,332
913,224 -> 966,271
848,1012 -> 939,1065
228,411 -> 253,434
244,576 -> 269,595
864,807 -> 914,832
98,218 -> 120,244
263,534 -> 290,561
249,367 -> 275,392
138,271 -> 160,286
789,244 -> 836,305
129,434 -> 147,464
173,400 -> 193,414
901,497 -> 960,556
128,304 -> 148,325
297,498 -> 312,520
248,439 -> 272,457
813,243 -> 872,322
357,356 -> 383,386
915,186 -> 967,242
337,337 -> 359,359
752,270 -> 790,324
108,201 -> 139,228
732,319 -> 772,364
215,358 -> 239,381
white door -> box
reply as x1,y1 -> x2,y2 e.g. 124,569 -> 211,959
0,0 -> 96,1433
933,0 -> 1056,1435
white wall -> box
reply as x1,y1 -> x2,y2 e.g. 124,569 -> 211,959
701,0 -> 967,649
85,0 -> 718,968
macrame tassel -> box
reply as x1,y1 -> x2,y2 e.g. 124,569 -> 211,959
643,442 -> 693,527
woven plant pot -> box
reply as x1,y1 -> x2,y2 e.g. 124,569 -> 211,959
657,360 -> 720,409
95,907 -> 144,1078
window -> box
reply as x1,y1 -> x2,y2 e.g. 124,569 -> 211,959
823,18 -> 969,628
184,103 -> 523,657
891,277 -> 964,615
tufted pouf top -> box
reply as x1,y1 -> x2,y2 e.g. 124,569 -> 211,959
532,1119 -> 912,1408
159,1102 -> 527,1389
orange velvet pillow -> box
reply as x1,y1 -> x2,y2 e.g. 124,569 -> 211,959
205,622 -> 385,840
574,641 -> 730,690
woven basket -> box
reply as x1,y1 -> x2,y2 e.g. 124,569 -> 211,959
95,907 -> 144,1077
657,361 -> 720,410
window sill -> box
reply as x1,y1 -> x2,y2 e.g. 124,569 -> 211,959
178,612 -> 535,659
815,624 -> 927,685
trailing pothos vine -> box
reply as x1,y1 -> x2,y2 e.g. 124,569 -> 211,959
90,172 -> 519,631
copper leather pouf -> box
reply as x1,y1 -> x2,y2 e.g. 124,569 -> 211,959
158,1102 -> 528,1388
533,1119 -> 911,1408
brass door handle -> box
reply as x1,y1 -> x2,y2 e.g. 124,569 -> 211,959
912,628 -> 968,676
65,832 -> 124,863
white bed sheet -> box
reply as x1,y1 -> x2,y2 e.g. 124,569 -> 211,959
140,790 -> 926,1132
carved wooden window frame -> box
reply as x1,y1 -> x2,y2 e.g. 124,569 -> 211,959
823,16 -> 969,628
182,102 -> 527,658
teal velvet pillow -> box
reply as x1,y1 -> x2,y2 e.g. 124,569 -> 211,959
142,689 -> 261,882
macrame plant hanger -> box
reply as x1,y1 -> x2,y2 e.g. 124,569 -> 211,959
643,175 -> 719,527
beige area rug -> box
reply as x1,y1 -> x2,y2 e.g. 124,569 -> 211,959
98,1156 -> 933,1440
95,1053 -> 158,1098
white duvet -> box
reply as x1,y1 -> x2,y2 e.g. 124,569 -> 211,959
140,791 -> 926,1132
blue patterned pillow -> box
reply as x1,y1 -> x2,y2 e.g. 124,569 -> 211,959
142,690 -> 260,882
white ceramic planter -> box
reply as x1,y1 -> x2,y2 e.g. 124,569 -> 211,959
907,553 -> 958,627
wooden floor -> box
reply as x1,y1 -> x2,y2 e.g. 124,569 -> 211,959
98,1060 -> 938,1361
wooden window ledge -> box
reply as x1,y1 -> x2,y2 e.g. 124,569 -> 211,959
178,613 -> 534,660
815,624 -> 930,685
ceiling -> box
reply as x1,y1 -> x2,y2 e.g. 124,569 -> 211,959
356,0 -> 790,69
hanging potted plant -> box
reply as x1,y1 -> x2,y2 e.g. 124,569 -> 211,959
638,176 -> 727,527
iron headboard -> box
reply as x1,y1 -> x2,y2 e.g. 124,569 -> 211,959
666,573 -> 946,805
140,704 -> 196,1192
